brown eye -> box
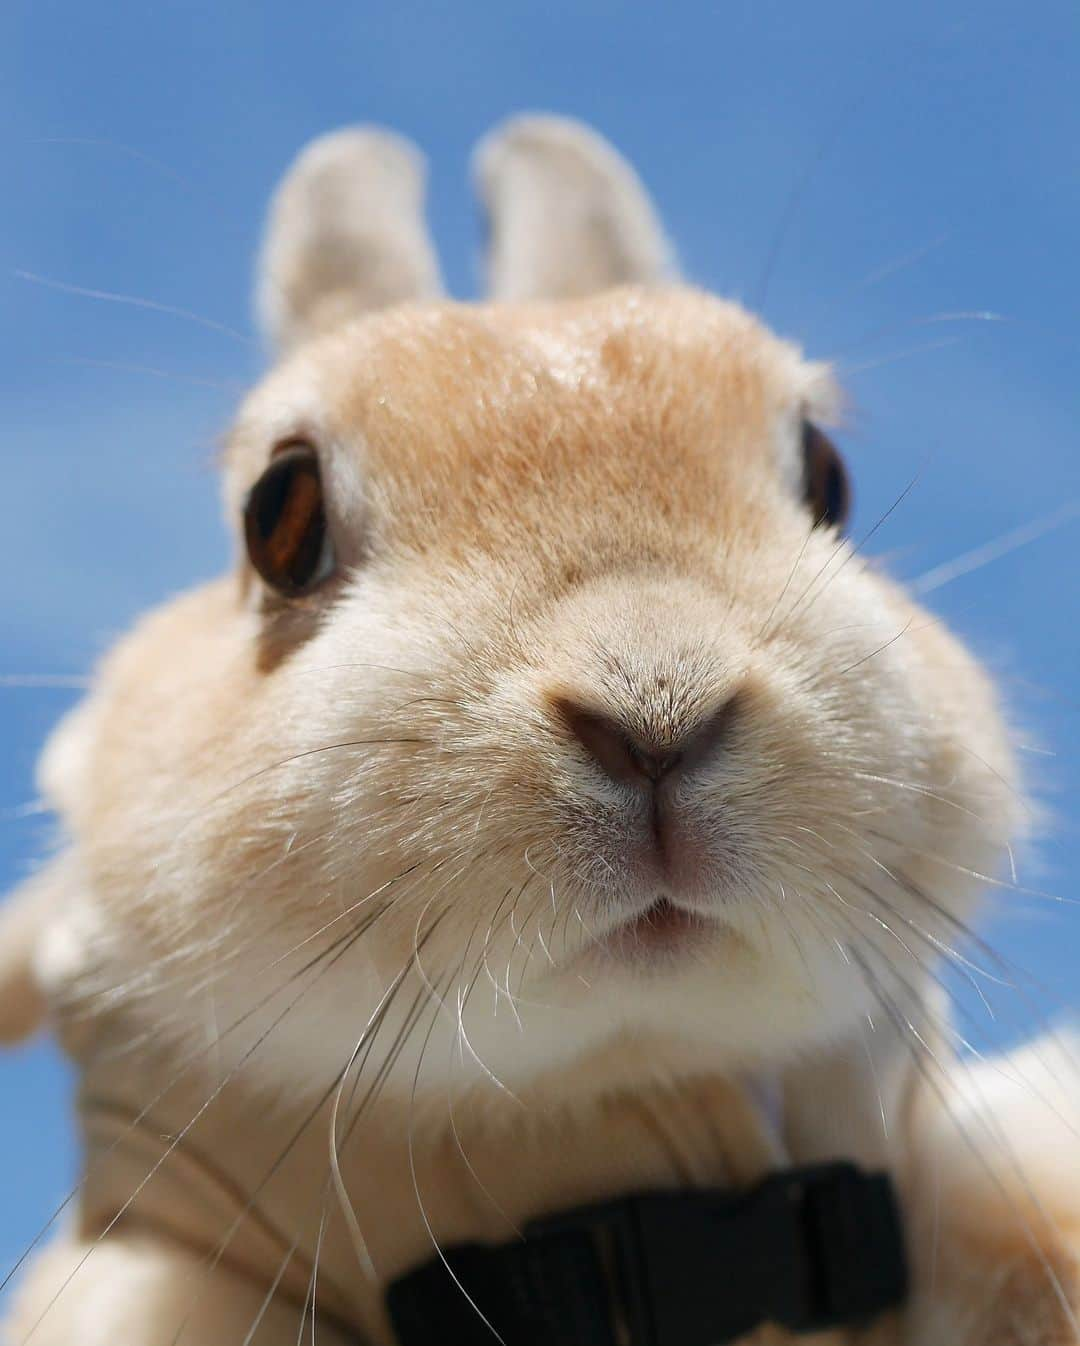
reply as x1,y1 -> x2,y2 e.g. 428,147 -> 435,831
802,421 -> 851,531
243,443 -> 335,595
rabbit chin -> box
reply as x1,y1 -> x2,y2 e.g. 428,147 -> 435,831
178,905 -> 874,1112
453,942 -> 872,1100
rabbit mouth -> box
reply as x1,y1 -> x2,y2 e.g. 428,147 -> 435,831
591,895 -> 722,962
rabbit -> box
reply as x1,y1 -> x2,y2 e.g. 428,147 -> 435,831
0,114 -> 1077,1346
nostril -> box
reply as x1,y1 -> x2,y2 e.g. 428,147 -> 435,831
553,699 -> 683,788
552,691 -> 742,789
681,691 -> 743,772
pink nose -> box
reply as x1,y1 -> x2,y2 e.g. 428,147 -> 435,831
554,697 -> 737,788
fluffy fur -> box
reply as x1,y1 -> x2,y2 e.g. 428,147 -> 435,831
1,116 -> 1077,1346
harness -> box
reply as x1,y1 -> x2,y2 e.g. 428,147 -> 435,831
387,1162 -> 907,1346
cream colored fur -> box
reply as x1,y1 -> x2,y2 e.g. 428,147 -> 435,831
475,113 -> 674,299
258,126 -> 444,351
2,116 -> 1077,1345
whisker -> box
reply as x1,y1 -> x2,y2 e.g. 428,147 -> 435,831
753,86 -> 871,309
166,958 -> 414,1346
407,970 -> 508,1346
857,230 -> 953,290
849,945 -> 1080,1339
765,471 -> 922,643
32,136 -> 243,233
480,884 -> 528,1028
756,521 -> 817,644
828,309 -> 1011,359
82,853 -> 429,1053
172,736 -> 429,837
859,822 -> 1076,905
443,935 -> 523,1236
13,268 -> 254,346
835,617 -> 914,677
291,661 -> 432,681
0,891 -> 388,1298
15,911 -> 375,1343
56,356 -> 242,392
329,917 -> 447,1281
0,674 -> 89,689
237,1217 -> 309,1346
908,500 -> 1080,596
305,1200 -> 329,1346
849,770 -> 993,824
840,336 -> 962,377
1,800 -> 50,821
864,930 -> 1080,1145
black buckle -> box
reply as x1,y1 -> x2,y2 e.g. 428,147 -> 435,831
387,1162 -> 907,1346
524,1163 -> 907,1346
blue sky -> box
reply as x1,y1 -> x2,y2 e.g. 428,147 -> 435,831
1,0 -> 1078,1279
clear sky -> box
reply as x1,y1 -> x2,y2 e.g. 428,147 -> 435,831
1,0 -> 1078,1282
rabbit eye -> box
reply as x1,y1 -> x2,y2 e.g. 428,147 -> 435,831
244,442 -> 335,595
801,421 -> 851,531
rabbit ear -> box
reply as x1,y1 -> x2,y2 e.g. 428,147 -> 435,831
257,126 -> 444,355
473,115 -> 675,302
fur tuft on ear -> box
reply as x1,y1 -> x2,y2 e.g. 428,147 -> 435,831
257,126 -> 444,355
473,114 -> 675,302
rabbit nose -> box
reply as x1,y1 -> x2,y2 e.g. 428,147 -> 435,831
554,697 -> 734,788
